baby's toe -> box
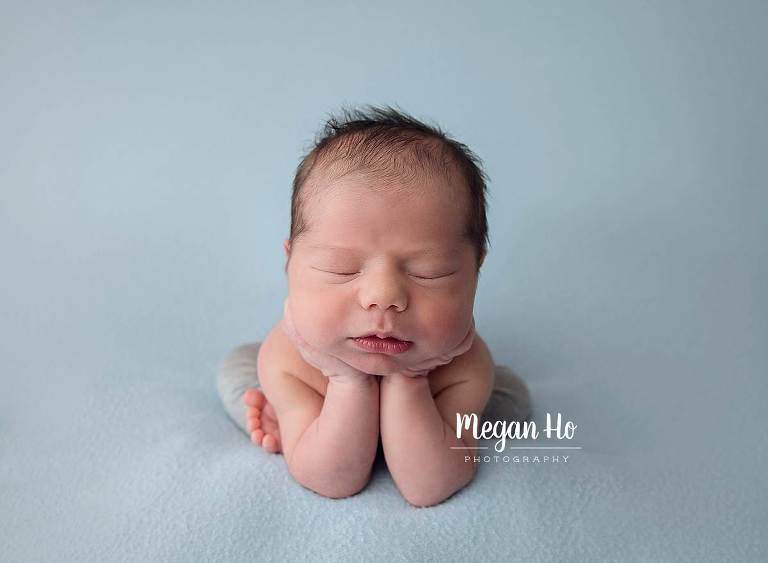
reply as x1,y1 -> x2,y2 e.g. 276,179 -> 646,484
247,417 -> 261,432
243,388 -> 261,406
262,434 -> 279,454
243,388 -> 266,409
251,429 -> 265,446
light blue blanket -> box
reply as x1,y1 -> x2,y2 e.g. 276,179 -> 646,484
2,335 -> 765,561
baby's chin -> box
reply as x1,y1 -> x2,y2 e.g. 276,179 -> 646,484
335,347 -> 413,376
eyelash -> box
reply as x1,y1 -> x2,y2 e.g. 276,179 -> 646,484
319,269 -> 454,280
411,273 -> 453,280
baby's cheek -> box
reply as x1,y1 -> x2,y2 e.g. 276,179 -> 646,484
419,304 -> 474,353
289,295 -> 344,349
306,315 -> 344,349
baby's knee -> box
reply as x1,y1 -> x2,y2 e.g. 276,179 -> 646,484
216,342 -> 262,400
221,342 -> 262,371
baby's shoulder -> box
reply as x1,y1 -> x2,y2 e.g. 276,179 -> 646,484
428,333 -> 494,395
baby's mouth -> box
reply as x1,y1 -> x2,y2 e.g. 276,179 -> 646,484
350,335 -> 413,355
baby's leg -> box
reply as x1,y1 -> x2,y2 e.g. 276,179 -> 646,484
483,365 -> 532,423
216,342 -> 263,434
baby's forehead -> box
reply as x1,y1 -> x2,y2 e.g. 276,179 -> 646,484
307,161 -> 466,207
298,152 -> 470,238
301,196 -> 469,259
306,178 -> 467,232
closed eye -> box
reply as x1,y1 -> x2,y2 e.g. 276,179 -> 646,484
311,267 -> 456,279
410,272 -> 456,280
312,267 -> 358,276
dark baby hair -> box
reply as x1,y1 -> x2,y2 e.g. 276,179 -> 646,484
289,104 -> 490,272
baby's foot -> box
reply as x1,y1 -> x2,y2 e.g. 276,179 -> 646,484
243,388 -> 282,454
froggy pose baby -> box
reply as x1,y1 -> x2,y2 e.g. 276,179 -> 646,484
242,106 -> 497,507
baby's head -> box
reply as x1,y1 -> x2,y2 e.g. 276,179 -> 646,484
283,105 -> 490,376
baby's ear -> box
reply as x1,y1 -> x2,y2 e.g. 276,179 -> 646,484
283,240 -> 292,275
477,249 -> 486,269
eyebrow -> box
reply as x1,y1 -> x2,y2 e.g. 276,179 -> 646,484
307,244 -> 453,258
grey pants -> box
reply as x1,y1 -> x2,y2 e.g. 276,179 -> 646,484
216,341 -> 531,436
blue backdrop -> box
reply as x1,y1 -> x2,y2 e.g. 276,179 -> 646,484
2,1 -> 766,560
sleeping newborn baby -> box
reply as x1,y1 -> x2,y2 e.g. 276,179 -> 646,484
218,105 -> 528,507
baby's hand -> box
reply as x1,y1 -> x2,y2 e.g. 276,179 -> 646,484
395,316 -> 476,378
280,298 -> 372,385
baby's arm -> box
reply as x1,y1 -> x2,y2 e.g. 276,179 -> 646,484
258,344 -> 380,499
379,335 -> 494,507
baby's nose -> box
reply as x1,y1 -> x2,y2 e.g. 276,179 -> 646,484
359,283 -> 407,313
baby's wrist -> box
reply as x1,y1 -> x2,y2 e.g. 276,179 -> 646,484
382,372 -> 430,388
327,372 -> 378,388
